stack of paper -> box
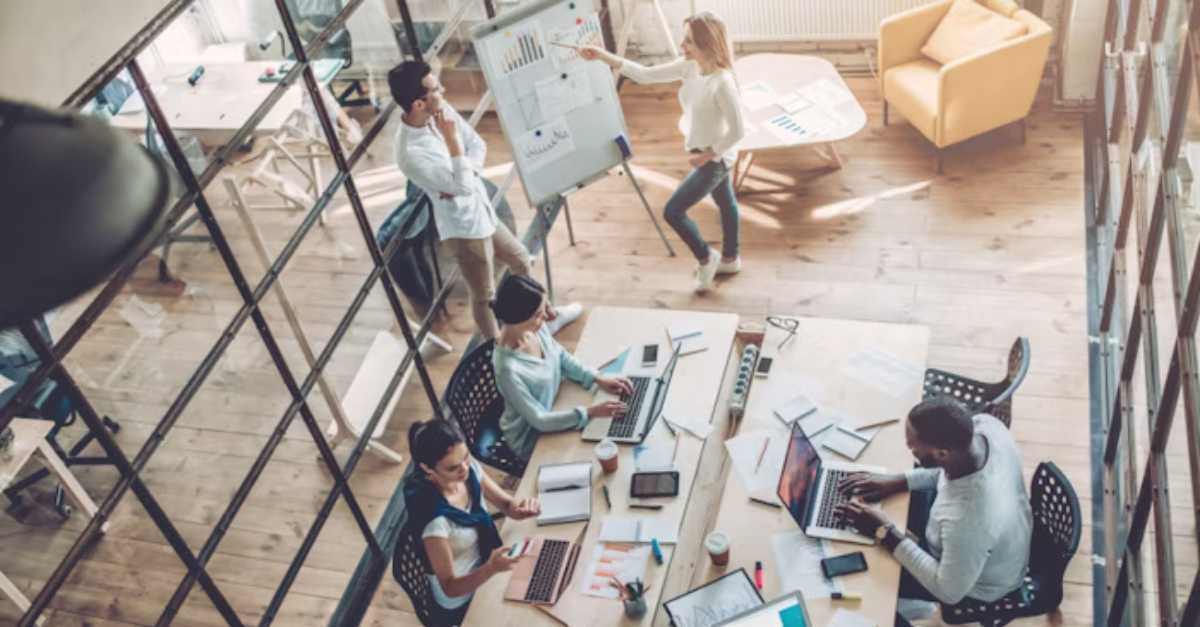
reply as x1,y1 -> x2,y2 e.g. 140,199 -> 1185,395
770,529 -> 842,598
663,415 -> 713,439
536,462 -> 592,525
774,394 -> 818,425
821,425 -> 875,461
667,323 -> 708,356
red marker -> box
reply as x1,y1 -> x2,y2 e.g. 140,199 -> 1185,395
754,560 -> 764,589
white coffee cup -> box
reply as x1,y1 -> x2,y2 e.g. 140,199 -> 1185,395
595,438 -> 619,474
705,531 -> 730,566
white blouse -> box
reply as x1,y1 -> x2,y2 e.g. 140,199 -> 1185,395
619,57 -> 747,166
421,460 -> 488,609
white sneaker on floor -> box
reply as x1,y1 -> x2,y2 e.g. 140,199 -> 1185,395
545,302 -> 584,335
694,250 -> 720,293
715,256 -> 741,276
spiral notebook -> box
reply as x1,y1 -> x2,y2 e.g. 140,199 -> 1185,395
536,462 -> 593,525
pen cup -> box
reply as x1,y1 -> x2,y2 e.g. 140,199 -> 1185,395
623,597 -> 648,618
595,438 -> 619,475
705,531 -> 730,566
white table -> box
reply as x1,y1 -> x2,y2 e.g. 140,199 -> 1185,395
1,419 -> 108,625
733,54 -> 869,194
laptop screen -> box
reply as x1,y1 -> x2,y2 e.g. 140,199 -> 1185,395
777,422 -> 821,530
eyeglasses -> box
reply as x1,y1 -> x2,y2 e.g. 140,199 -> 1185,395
766,316 -> 799,350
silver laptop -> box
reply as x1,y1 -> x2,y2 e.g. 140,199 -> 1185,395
581,344 -> 680,444
777,421 -> 885,544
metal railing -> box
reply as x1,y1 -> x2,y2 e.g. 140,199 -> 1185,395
0,0 -> 465,624
1088,1 -> 1200,625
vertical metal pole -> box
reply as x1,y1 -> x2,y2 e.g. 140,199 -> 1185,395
395,0 -> 423,63
539,203 -> 555,303
563,197 -> 577,246
621,160 -> 676,256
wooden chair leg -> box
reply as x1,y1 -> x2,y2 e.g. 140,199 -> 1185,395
883,100 -> 889,126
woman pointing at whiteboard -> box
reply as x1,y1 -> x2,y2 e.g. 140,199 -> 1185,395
580,12 -> 746,292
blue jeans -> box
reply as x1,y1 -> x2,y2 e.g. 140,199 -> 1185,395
663,159 -> 740,262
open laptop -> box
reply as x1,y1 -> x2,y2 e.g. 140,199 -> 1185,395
582,343 -> 681,444
503,525 -> 586,606
715,591 -> 813,627
777,421 -> 885,545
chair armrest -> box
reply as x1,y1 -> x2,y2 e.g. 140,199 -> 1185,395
937,27 -> 1053,146
878,0 -> 953,80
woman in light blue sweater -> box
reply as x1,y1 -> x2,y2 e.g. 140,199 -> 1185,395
491,275 -> 632,460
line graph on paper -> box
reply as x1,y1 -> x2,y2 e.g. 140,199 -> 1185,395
517,118 -> 576,172
549,13 -> 603,66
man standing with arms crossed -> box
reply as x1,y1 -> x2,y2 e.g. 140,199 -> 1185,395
388,61 -> 578,339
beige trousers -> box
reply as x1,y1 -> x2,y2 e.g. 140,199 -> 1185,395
444,222 -> 533,339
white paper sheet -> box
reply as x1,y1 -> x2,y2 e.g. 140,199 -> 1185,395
579,543 -> 651,598
534,68 -> 595,120
770,529 -> 842,598
774,394 -> 818,425
517,117 -> 577,172
842,348 -> 924,399
634,442 -> 674,471
821,426 -> 873,461
548,12 -> 603,66
740,80 -> 778,112
491,22 -> 549,76
598,516 -> 679,544
805,78 -> 856,108
830,608 -> 877,627
725,429 -> 789,494
664,415 -> 713,439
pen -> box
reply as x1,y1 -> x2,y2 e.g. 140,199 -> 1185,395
749,495 -> 782,508
630,503 -> 663,510
754,561 -> 764,589
831,591 -> 862,601
650,538 -> 664,564
602,484 -> 612,511
543,484 -> 584,492
754,436 -> 770,472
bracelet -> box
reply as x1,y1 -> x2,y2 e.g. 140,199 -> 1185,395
881,524 -> 903,552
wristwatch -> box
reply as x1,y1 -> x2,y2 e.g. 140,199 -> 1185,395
876,523 -> 901,551
874,523 -> 892,542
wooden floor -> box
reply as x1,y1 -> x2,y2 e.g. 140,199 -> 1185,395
0,74 -> 1100,626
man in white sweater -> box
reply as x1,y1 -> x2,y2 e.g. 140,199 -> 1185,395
837,396 -> 1032,607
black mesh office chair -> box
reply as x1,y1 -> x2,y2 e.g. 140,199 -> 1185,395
941,462 -> 1081,626
393,522 -> 464,626
922,337 -> 1030,427
443,340 -> 528,477
286,0 -> 375,109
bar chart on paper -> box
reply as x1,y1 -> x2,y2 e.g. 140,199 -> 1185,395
549,13 -> 603,65
493,24 -> 548,76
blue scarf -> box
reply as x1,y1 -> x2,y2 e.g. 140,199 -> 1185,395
401,465 -> 502,571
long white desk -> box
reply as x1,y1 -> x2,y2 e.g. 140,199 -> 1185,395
698,316 -> 929,626
463,306 -> 739,626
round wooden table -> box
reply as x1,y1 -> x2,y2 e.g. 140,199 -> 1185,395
732,54 -> 868,195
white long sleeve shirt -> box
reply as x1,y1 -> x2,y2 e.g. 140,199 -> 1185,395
896,415 -> 1033,604
618,57 -> 746,166
394,105 -> 498,241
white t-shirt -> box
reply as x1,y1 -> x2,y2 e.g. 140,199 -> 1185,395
421,460 -> 488,609
619,58 -> 747,167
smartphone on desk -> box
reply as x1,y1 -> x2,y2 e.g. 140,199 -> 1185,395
821,551 -> 868,578
754,356 -> 774,378
641,344 -> 659,367
630,471 -> 680,498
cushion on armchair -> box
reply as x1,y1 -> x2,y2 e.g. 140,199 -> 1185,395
920,0 -> 1028,65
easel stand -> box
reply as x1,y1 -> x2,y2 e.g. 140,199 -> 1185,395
614,0 -> 678,84
224,179 -> 451,464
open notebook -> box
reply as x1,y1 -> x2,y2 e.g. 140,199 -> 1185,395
537,462 -> 593,525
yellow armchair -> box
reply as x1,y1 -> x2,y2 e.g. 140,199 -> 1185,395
878,0 -> 1053,171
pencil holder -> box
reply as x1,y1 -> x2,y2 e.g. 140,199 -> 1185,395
623,596 -> 647,619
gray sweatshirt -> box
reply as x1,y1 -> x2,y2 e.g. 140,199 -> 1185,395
896,414 -> 1032,604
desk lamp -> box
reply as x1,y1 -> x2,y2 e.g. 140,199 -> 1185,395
0,98 -> 172,329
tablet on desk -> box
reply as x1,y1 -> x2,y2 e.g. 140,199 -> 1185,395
715,591 -> 813,627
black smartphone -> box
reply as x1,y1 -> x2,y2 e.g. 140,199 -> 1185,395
754,356 -> 773,378
641,344 -> 659,367
630,471 -> 680,498
820,552 -> 868,578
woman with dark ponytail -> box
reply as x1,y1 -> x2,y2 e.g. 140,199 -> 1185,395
401,418 -> 539,621
491,275 -> 634,459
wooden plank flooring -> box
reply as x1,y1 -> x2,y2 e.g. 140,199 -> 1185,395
0,75 -> 1099,625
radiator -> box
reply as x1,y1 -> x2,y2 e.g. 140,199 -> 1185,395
691,0 -> 930,42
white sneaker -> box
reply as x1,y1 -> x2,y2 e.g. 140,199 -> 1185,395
545,302 -> 584,335
716,256 -> 741,276
694,249 -> 719,292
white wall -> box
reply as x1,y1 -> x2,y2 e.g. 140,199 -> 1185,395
0,0 -> 209,107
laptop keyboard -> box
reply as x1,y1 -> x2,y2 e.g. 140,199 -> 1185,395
608,376 -> 651,438
524,539 -> 570,603
815,469 -> 854,530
